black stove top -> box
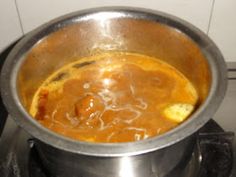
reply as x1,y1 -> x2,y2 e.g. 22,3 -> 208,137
0,42 -> 235,177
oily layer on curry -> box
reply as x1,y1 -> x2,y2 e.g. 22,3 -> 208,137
30,52 -> 198,143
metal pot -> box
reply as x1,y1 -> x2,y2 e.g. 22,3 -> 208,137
1,7 -> 227,177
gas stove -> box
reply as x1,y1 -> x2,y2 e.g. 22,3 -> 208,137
0,43 -> 235,177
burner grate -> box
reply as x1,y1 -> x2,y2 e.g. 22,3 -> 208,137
198,132 -> 234,177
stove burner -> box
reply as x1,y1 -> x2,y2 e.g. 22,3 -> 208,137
0,118 -> 234,177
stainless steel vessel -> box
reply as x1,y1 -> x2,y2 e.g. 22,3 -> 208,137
0,7 -> 227,177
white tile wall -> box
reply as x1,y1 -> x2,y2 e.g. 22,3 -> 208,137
16,0 -> 213,33
209,0 -> 236,62
1,0 -> 236,62
0,0 -> 23,52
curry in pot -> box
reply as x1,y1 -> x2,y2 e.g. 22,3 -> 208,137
30,52 -> 198,143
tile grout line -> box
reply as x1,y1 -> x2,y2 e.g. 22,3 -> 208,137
207,0 -> 216,35
14,0 -> 24,35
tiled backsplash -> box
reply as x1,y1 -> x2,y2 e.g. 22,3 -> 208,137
16,0 -> 213,33
0,0 -> 235,61
208,0 -> 236,62
0,0 -> 22,51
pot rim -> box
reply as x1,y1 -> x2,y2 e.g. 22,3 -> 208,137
0,6 -> 227,157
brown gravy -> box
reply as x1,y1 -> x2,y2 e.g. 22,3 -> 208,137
30,52 -> 198,143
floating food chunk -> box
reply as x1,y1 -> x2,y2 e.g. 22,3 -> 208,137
164,103 -> 194,123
